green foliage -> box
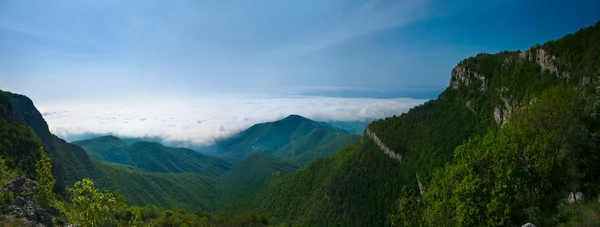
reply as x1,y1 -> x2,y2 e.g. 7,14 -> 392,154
0,156 -> 17,187
34,148 -> 56,207
557,201 -> 600,226
244,140 -> 406,226
74,136 -> 231,176
0,190 -> 13,205
66,178 -> 121,227
88,160 -> 218,211
0,121 -> 44,179
405,86 -> 600,226
216,152 -> 298,211
215,114 -> 358,164
245,21 -> 600,226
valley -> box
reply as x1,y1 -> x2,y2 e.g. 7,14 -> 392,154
0,14 -> 599,227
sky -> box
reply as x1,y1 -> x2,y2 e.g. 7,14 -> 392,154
1,0 -> 599,146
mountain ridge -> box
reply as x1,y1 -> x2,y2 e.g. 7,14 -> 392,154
242,20 -> 600,226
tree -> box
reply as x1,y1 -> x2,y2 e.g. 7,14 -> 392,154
67,178 -> 120,227
35,147 -> 56,207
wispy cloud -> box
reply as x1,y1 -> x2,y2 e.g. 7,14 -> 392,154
0,17 -> 61,40
258,0 -> 430,57
37,95 -> 426,147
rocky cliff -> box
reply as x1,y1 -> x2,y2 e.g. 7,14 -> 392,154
1,176 -> 69,226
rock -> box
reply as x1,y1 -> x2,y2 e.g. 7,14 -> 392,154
518,48 -> 561,76
450,65 -> 486,91
536,49 -> 558,74
580,76 -> 596,86
575,191 -> 584,203
12,196 -> 26,206
1,176 -> 38,200
494,107 -> 505,125
522,223 -> 536,227
568,192 -> 576,204
3,205 -> 24,217
35,205 -> 54,227
519,50 -> 534,61
24,202 -> 37,221
1,176 -> 65,227
568,191 -> 585,204
416,174 -> 425,195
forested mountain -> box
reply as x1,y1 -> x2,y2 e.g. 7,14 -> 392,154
0,90 -> 225,211
73,136 -> 230,175
213,114 -> 359,165
216,152 -> 298,211
236,21 -> 600,226
1,20 -> 599,227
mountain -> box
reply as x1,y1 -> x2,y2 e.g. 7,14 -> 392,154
0,89 -> 226,211
325,120 -> 372,135
73,136 -> 230,176
216,152 -> 298,210
214,114 -> 359,165
240,21 -> 600,226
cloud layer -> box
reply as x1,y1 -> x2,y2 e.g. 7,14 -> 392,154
37,95 -> 426,147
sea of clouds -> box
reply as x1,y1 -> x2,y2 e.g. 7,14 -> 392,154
37,95 -> 426,147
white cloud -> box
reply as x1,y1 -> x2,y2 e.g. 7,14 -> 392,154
259,0 -> 430,57
37,95 -> 426,147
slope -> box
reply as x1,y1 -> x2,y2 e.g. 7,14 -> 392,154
214,114 -> 359,165
246,21 -> 600,226
216,152 -> 298,211
73,136 -> 231,176
0,89 -> 225,211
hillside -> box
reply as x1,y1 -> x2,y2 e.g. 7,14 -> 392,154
73,136 -> 230,176
0,90 -> 225,211
244,21 -> 600,226
216,152 -> 298,211
214,114 -> 359,165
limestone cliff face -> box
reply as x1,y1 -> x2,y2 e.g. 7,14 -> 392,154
518,48 -> 569,78
448,47 -> 568,126
449,65 -> 487,91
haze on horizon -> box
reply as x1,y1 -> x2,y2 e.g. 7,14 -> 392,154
1,0 -> 599,146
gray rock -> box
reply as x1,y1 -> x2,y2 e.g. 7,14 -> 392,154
1,176 -> 38,200
494,107 -> 504,125
568,192 -> 576,204
536,49 -> 558,74
1,176 -> 66,226
568,191 -> 585,204
36,205 -> 54,227
450,65 -> 486,91
24,202 -> 37,221
575,191 -> 584,203
4,205 -> 24,217
12,196 -> 26,206
522,223 -> 536,227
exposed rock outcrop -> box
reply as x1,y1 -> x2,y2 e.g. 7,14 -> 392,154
493,107 -> 505,125
521,223 -> 536,227
450,65 -> 487,91
416,174 -> 424,195
365,127 -> 402,163
0,176 -> 69,227
519,48 -> 568,78
567,191 -> 585,204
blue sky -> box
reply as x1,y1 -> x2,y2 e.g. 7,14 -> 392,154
2,0 -> 598,101
1,0 -> 599,146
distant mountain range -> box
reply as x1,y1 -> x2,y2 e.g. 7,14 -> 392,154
73,136 -> 230,175
0,91 -> 359,212
3,20 -> 598,226
211,114 -> 360,166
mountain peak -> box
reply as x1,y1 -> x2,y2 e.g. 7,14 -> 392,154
74,135 -> 124,145
281,114 -> 312,122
